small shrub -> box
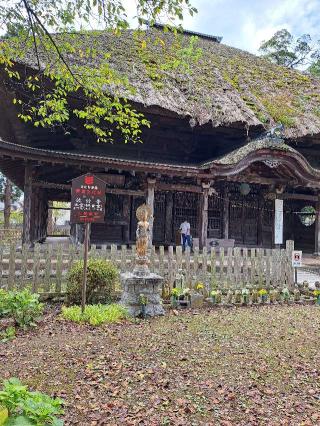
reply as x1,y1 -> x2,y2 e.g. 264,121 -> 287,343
61,304 -> 128,326
0,326 -> 16,342
0,289 -> 9,317
0,377 -> 64,425
66,259 -> 119,305
5,290 -> 43,329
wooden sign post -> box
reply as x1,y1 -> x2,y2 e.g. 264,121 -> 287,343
292,250 -> 302,285
70,174 -> 106,313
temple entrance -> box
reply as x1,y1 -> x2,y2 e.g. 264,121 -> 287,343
229,187 -> 261,246
284,200 -> 316,252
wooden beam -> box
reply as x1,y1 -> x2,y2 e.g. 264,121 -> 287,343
315,194 -> 320,255
279,193 -> 318,202
199,182 -> 210,248
147,177 -> 156,245
227,175 -> 288,186
108,188 -> 145,197
123,195 -> 130,244
165,192 -> 174,244
223,186 -> 229,239
156,182 -> 202,193
22,164 -> 33,245
33,180 -> 145,197
33,181 -> 71,190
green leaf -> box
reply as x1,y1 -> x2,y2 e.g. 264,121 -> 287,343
4,415 -> 34,425
0,406 -> 8,426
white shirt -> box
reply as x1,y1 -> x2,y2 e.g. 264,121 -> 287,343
180,221 -> 190,235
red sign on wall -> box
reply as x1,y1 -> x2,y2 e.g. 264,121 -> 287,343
70,174 -> 106,224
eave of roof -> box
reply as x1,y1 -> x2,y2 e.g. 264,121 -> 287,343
1,137 -> 320,187
151,23 -> 223,43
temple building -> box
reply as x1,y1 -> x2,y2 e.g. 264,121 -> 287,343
0,26 -> 320,252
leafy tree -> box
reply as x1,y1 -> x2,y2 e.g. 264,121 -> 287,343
309,59 -> 320,77
259,29 -> 320,74
0,174 -> 22,227
0,0 -> 198,143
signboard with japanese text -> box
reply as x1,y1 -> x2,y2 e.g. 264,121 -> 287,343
292,250 -> 302,268
70,174 -> 106,224
274,199 -> 283,245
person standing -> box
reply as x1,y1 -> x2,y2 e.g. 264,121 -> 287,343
180,219 -> 192,251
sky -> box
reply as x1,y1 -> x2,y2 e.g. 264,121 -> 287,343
181,0 -> 320,53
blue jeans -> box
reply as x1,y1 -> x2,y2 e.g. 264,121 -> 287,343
182,234 -> 191,251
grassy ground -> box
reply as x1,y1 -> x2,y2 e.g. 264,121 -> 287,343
0,305 -> 319,425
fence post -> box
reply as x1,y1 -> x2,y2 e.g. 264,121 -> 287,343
242,247 -> 248,286
55,244 -> 63,293
286,240 -> 295,288
210,248 -> 216,289
8,243 -> 16,290
219,247 -> 224,285
159,246 -> 165,277
193,247 -> 199,280
185,248 -> 191,287
32,243 -> 41,293
168,246 -> 174,287
265,249 -> 271,288
202,247 -> 208,288
44,245 -> 53,293
120,245 -> 127,272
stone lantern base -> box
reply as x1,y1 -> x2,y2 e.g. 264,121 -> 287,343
120,272 -> 165,317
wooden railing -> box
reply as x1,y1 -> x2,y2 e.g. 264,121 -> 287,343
0,228 -> 22,243
0,241 -> 294,295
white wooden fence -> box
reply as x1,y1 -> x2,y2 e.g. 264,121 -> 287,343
0,241 -> 295,295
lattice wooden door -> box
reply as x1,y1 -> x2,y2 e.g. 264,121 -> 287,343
173,192 -> 199,238
208,193 -> 222,238
153,192 -> 166,243
229,190 -> 259,245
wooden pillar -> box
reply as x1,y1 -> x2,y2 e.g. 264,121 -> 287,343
315,195 -> 320,255
123,195 -> 130,244
4,179 -> 12,228
146,177 -> 156,245
165,192 -> 174,245
257,195 -> 263,246
31,187 -> 39,242
199,182 -> 210,249
223,185 -> 229,239
38,190 -> 48,242
22,163 -> 33,245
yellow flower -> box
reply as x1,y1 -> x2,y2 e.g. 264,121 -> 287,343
196,283 -> 204,290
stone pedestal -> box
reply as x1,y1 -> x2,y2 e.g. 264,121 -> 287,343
120,272 -> 165,317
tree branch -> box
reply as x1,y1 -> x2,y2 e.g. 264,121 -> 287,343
22,0 -> 83,87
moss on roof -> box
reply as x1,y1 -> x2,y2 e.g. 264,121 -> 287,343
7,28 -> 320,139
212,137 -> 296,165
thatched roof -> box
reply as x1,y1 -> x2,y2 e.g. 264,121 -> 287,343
7,27 -> 320,140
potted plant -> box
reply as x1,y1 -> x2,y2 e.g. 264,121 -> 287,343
234,289 -> 242,304
191,282 -> 205,308
170,288 -> 181,308
242,288 -> 250,305
269,289 -> 276,304
216,289 -> 222,304
210,289 -> 218,304
258,289 -> 268,303
139,293 -> 148,318
251,288 -> 259,304
293,289 -> 301,302
314,289 -> 320,305
282,287 -> 290,303
226,290 -> 233,305
180,287 -> 191,308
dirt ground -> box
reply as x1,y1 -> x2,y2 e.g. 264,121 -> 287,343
0,305 -> 319,426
